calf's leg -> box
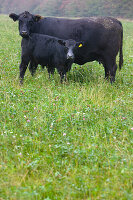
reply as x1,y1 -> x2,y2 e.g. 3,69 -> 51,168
29,60 -> 38,76
57,67 -> 66,83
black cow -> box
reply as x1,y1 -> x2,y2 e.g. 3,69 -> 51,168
19,33 -> 83,84
9,11 -> 123,83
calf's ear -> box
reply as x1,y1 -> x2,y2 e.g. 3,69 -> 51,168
33,15 -> 43,22
9,13 -> 19,21
77,41 -> 84,48
58,40 -> 66,46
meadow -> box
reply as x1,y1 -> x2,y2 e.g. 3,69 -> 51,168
0,15 -> 133,199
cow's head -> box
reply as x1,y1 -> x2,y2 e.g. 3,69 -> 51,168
58,39 -> 84,60
9,11 -> 42,38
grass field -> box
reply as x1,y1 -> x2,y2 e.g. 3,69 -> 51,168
0,15 -> 133,200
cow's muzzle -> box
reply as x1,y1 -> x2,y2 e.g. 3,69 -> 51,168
20,31 -> 29,38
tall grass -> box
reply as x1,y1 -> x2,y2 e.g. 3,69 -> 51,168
0,15 -> 133,199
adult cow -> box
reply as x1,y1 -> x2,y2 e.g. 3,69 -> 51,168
9,11 -> 123,83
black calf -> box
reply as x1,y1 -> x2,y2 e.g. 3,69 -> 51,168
19,33 -> 83,84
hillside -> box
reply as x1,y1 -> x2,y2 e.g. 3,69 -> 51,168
0,0 -> 133,19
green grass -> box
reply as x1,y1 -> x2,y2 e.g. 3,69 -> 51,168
0,15 -> 133,200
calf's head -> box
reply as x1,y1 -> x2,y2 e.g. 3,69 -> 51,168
58,39 -> 84,60
9,11 -> 42,38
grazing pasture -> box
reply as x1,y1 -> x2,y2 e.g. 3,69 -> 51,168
0,15 -> 133,199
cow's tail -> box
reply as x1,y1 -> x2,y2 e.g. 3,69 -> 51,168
119,26 -> 123,70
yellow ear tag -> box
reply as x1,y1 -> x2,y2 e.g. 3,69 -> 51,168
79,43 -> 83,48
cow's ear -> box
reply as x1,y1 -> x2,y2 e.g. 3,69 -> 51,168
9,13 -> 19,21
33,15 -> 43,22
58,40 -> 66,46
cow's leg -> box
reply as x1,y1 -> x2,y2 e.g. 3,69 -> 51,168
19,58 -> 30,84
50,67 -> 55,75
104,67 -> 110,80
104,56 -> 117,83
47,66 -> 55,79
